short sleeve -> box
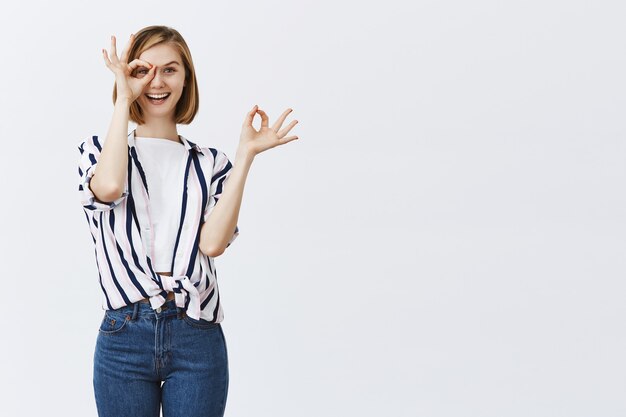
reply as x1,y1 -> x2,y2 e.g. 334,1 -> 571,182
77,135 -> 129,212
203,149 -> 239,248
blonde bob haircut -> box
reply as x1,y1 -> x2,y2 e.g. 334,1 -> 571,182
112,25 -> 199,125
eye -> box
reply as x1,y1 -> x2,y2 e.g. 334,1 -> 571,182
134,67 -> 176,76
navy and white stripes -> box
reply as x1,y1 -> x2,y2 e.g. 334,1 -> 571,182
77,129 -> 239,322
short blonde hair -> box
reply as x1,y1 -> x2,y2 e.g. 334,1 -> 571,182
112,25 -> 200,125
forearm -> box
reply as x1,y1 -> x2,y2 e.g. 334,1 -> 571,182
90,98 -> 131,200
200,146 -> 254,256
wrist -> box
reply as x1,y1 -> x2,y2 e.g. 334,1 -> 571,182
235,144 -> 255,163
115,96 -> 133,108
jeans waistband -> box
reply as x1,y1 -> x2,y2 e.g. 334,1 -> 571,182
109,298 -> 184,321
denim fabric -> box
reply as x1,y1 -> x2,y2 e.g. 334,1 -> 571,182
93,298 -> 229,417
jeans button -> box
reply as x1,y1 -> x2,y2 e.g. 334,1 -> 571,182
156,307 -> 162,313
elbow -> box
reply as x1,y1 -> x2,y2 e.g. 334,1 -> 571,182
96,185 -> 126,204
200,243 -> 225,258
199,223 -> 234,258
90,176 -> 126,203
89,174 -> 124,201
105,185 -> 126,202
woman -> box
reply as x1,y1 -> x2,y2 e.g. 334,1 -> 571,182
78,25 -> 299,417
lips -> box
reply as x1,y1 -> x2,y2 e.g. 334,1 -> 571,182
145,93 -> 171,104
145,93 -> 171,99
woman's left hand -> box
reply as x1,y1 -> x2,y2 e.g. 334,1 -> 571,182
239,105 -> 299,157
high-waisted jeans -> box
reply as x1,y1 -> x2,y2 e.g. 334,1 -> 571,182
93,298 -> 229,417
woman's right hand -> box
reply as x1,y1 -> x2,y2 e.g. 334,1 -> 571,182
102,34 -> 156,104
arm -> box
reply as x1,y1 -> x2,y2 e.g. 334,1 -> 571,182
199,146 -> 254,257
199,104 -> 299,256
89,98 -> 132,202
90,32 -> 156,202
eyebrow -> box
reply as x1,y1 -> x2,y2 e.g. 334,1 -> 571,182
141,60 -> 181,67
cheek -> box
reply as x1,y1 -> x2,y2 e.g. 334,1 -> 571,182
174,76 -> 186,87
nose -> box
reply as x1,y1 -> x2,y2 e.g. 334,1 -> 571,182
149,67 -> 165,88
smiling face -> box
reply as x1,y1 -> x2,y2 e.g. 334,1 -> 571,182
134,43 -> 187,120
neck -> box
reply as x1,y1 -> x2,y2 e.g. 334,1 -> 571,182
135,120 -> 179,142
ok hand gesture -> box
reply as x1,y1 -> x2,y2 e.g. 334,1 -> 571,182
102,34 -> 157,103
239,105 -> 299,157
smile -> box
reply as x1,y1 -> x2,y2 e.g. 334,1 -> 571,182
145,93 -> 171,104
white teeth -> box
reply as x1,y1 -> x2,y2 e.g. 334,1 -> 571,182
146,93 -> 170,99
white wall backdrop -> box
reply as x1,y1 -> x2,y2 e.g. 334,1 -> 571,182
0,0 -> 624,416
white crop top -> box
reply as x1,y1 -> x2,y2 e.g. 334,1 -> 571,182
134,136 -> 188,272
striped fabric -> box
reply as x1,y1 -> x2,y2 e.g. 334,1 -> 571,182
77,129 -> 239,322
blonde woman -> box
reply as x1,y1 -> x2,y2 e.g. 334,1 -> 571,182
78,25 -> 299,417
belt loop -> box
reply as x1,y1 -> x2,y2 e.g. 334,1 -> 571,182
132,301 -> 140,321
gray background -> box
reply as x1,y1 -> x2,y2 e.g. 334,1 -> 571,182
0,0 -> 624,416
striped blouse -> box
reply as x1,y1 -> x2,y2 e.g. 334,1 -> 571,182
77,129 -> 239,322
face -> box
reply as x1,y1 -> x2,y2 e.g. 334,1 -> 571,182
134,43 -> 186,119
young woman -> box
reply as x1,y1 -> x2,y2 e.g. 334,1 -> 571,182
78,25 -> 299,417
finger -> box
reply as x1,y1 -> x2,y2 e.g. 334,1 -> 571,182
109,35 -> 119,64
279,135 -> 299,145
277,119 -> 298,138
102,48 -> 112,68
256,109 -> 269,129
120,33 -> 135,63
141,65 -> 157,84
271,108 -> 293,131
243,104 -> 259,127
127,58 -> 153,77
128,58 -> 152,69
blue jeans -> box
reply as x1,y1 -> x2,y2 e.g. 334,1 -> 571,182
93,298 -> 229,417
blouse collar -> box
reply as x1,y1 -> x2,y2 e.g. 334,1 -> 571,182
128,129 -> 203,154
